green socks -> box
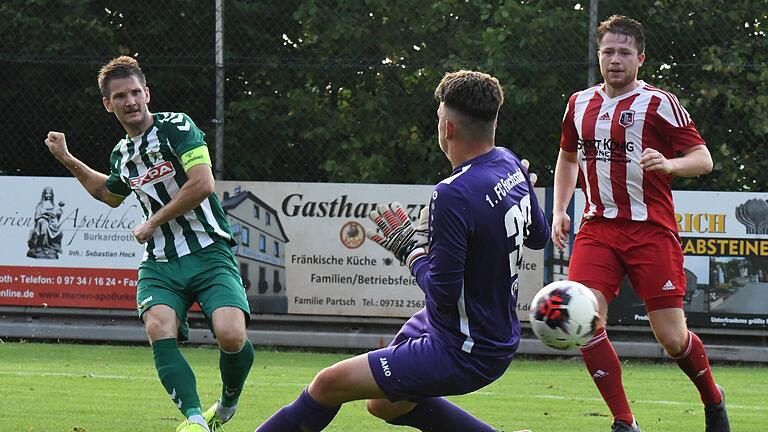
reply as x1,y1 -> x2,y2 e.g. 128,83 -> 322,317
152,338 -> 201,418
151,336 -> 254,418
218,339 -> 255,407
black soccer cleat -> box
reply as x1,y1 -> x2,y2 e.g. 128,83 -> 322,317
705,384 -> 731,432
611,417 -> 641,432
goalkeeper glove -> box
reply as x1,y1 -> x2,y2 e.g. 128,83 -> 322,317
366,202 -> 428,268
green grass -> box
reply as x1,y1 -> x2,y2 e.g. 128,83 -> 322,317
0,342 -> 765,431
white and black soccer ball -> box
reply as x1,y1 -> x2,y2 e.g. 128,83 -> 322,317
529,280 -> 599,350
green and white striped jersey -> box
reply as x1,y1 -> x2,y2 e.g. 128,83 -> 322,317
105,112 -> 234,262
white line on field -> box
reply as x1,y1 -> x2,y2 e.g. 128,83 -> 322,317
1,370 -> 762,412
473,391 -> 765,411
0,370 -> 157,380
0,370 -> 306,387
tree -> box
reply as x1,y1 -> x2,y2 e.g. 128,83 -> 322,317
2,0 -> 765,191
223,0 -> 587,184
597,0 -> 767,191
0,0 -> 214,176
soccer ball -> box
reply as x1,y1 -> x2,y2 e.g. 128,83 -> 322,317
529,280 -> 599,350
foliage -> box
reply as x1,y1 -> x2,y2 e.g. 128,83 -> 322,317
601,0 -> 768,190
0,0 -> 765,190
224,0 -> 586,183
0,0 -> 213,174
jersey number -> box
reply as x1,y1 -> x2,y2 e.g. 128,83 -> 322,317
504,194 -> 532,284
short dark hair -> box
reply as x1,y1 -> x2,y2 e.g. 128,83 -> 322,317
597,15 -> 646,54
98,55 -> 146,98
434,70 -> 504,122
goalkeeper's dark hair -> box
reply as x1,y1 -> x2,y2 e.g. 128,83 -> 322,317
435,70 -> 503,121
597,15 -> 645,54
434,70 -> 504,141
98,56 -> 146,98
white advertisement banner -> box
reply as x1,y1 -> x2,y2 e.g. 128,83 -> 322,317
0,177 -> 144,309
217,181 -> 545,318
0,176 -> 545,316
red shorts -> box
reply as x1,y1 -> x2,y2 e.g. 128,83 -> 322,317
568,218 -> 685,311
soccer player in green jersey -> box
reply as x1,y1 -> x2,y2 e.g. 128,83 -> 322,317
44,56 -> 254,432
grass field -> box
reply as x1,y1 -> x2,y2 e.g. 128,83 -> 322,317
1,342 -> 765,432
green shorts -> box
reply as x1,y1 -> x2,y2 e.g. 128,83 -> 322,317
137,240 -> 250,340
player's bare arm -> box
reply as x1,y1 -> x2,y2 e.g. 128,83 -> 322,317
640,144 -> 713,177
132,163 -> 215,244
44,131 -> 125,208
551,149 -> 579,250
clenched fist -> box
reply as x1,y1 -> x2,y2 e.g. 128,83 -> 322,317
44,131 -> 71,161
132,220 -> 158,244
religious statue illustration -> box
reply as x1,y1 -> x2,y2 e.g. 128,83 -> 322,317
27,186 -> 65,259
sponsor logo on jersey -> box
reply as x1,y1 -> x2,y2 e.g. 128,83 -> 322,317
577,138 -> 635,153
619,109 -> 635,127
598,112 -> 611,121
379,357 -> 392,377
129,161 -> 175,188
661,280 -> 676,291
577,138 -> 635,164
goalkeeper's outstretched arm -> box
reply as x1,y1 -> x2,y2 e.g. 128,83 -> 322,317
44,131 -> 125,208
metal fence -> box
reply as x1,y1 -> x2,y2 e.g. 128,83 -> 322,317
1,0 -> 766,190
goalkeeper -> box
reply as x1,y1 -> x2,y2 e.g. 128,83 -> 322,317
256,70 -> 550,432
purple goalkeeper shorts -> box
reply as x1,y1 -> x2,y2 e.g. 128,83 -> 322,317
367,309 -> 513,402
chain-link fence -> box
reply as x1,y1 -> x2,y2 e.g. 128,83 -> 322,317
1,0 -> 766,190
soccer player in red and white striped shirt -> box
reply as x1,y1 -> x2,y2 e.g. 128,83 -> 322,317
552,15 -> 730,432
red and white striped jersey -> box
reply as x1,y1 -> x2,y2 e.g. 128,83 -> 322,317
560,81 -> 705,233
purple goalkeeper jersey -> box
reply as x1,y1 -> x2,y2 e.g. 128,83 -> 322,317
411,146 -> 550,357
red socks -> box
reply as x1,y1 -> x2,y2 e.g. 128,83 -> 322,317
580,328 -> 634,424
673,331 -> 722,405
581,327 -> 721,425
